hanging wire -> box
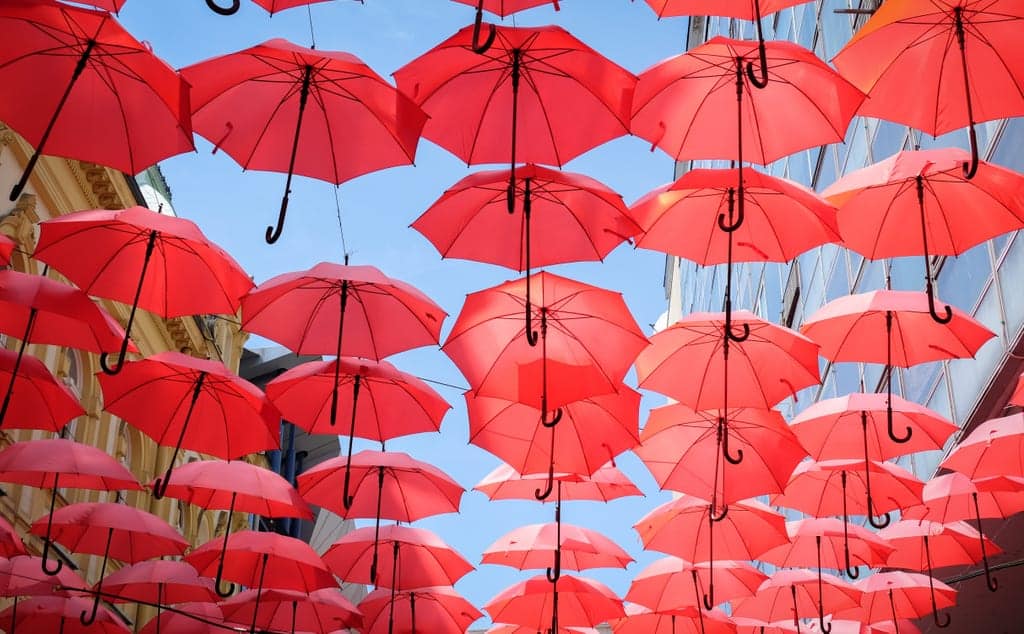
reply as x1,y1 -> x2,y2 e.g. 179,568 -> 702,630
306,3 -> 317,49
415,375 -> 470,392
334,185 -> 351,262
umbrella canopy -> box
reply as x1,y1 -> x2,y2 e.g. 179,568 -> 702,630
642,0 -> 806,19
241,262 -> 446,360
880,519 -> 999,571
801,289 -> 995,366
394,24 -> 635,168
0,347 -> 84,432
323,524 -> 474,589
182,39 -> 426,243
96,560 -> 217,605
466,388 -> 640,477
635,310 -> 820,408
484,574 -> 625,632
99,352 -> 279,498
186,530 -> 336,594
0,516 -> 26,559
219,588 -> 362,634
0,437 -> 140,491
33,206 -> 253,373
732,570 -> 862,631
413,165 -> 640,277
474,461 -> 642,503
482,522 -> 633,572
359,586 -> 482,634
631,36 -> 863,164
772,458 -> 924,519
626,556 -> 765,613
0,555 -> 86,597
0,0 -> 193,200
610,603 -> 736,634
940,412 -> 1024,478
632,168 -> 839,265
266,356 -> 450,437
636,403 -> 806,506
450,0 -> 560,18
139,603 -> 224,634
832,0 -> 1024,176
907,472 -> 1024,524
0,596 -> 129,634
760,518 -> 895,575
848,572 -> 956,624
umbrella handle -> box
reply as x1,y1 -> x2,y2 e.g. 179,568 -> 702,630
718,187 -> 745,233
40,480 -> 64,576
721,420 -> 744,465
101,230 -> 157,375
471,1 -> 497,54
535,462 -> 555,501
40,538 -> 64,577
541,408 -> 563,429
963,122 -> 980,179
973,492 -> 999,592
924,536 -> 952,628
746,0 -> 769,88
205,0 -> 241,15
79,528 -> 113,626
840,472 -> 860,579
952,7 -> 979,180
546,548 -> 561,583
925,282 -> 953,325
709,503 -> 728,522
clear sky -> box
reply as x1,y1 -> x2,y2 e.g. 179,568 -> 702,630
117,0 -> 692,625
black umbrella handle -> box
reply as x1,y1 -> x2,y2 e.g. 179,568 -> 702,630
840,471 -> 859,579
815,536 -> 832,633
791,584 -> 801,632
914,178 -> 953,326
746,0 -> 769,89
471,0 -> 497,54
690,571 -> 706,634
214,493 -> 237,598
924,535 -> 952,627
205,0 -> 241,15
79,528 -> 113,626
40,475 -> 64,577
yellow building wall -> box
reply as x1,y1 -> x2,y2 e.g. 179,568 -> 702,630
0,123 -> 262,630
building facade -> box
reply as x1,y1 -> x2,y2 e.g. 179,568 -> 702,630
665,3 -> 1024,632
0,122 -> 254,631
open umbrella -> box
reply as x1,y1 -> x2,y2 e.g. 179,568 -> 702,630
879,519 -> 999,628
0,555 -> 87,634
0,348 -> 84,432
450,0 -> 563,52
219,588 -> 362,634
139,603 -> 224,634
939,412 -> 1024,478
832,0 -> 1024,178
626,556 -> 765,614
0,596 -> 129,634
0,438 -> 142,576
99,352 -> 280,499
611,603 -> 736,634
733,570 -> 862,634
96,559 -> 217,633
29,502 -> 189,625
482,521 -> 633,581
297,450 -> 463,585
413,165 -> 639,317
359,585 -> 481,634
485,574 -> 624,634
182,39 -> 426,243
205,0 -> 332,16
0,0 -> 193,201
0,269 -> 132,426
634,495 -> 788,610
474,461 -> 642,503
491,626 -> 598,634
0,517 -> 26,559
324,524 -> 474,589
33,206 -> 253,373
790,392 -> 957,527
846,572 -> 956,633
824,150 -> 1024,323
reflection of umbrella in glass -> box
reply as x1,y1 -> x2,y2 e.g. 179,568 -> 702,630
833,0 -> 1024,178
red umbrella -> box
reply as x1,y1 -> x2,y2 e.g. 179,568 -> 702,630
632,168 -> 839,266
99,352 -> 279,499
298,450 -> 463,585
902,471 -> 1020,593
848,572 -> 956,631
29,501 -> 188,625
0,437 -> 142,576
210,0 -> 331,15
33,206 -> 253,373
0,235 -> 14,266
940,412 -> 1024,478
482,521 -> 633,574
267,356 -> 449,500
832,1 -> 1024,177
0,347 -> 84,432
0,555 -> 86,598
395,24 -> 635,206
466,388 -> 640,480
733,617 -> 801,634
485,574 -> 624,634
449,0 -> 563,52
611,603 -> 736,634
626,556 -> 765,613
491,626 -> 599,634
186,530 -> 336,620
139,603 -> 224,634
0,596 -> 129,634
474,461 -> 642,503
0,269 -> 132,425
359,585 -> 482,634
219,588 -> 362,634
634,495 -> 788,609
98,560 -> 216,606
636,403 -> 806,511
182,39 -> 426,243
324,524 -> 474,589
824,150 -> 1024,325
0,516 -> 26,559
0,1 -> 192,201
789,392 -> 957,528
412,165 -> 640,291
732,570 -> 862,633
879,519 -> 999,628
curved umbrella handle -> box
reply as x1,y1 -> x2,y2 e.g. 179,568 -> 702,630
886,405 -> 913,444
206,0 -> 241,14
151,468 -> 173,500
972,492 -> 999,592
535,462 -> 555,501
471,1 -> 497,54
868,509 -> 891,529
721,422 -> 744,465
746,0 -> 769,89
545,547 -> 561,583
791,584 -> 801,632
962,123 -> 980,179
41,481 -> 64,577
79,528 -> 113,626
717,187 -> 745,233
709,503 -> 728,522
40,539 -> 64,577
840,471 -> 860,579
541,408 -> 563,429
266,197 -> 289,245
925,284 -> 953,325
213,539 -> 236,598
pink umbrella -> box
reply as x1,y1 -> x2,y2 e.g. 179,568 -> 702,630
940,412 -> 1024,479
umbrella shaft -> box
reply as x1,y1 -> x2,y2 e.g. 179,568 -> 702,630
0,308 -> 36,426
330,282 -> 350,427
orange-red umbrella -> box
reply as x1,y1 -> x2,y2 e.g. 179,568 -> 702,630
324,524 -> 473,589
485,574 -> 624,634
732,569 -> 862,633
626,556 -> 765,613
182,39 -> 426,243
219,588 -> 362,634
449,0 -> 563,52
940,412 -> 1024,478
634,495 -> 788,609
0,1 -> 193,201
359,585 -> 481,634
846,572 -> 956,631
99,352 -> 280,500
0,348 -> 84,433
0,438 -> 142,576
611,603 -> 735,634
0,596 -> 129,634
482,522 -> 632,576
0,554 -> 88,633
97,560 -> 216,606
138,602 -> 223,634
474,461 -> 642,503
832,0 -> 1024,177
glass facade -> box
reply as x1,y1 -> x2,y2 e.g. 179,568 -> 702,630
669,0 -> 1024,486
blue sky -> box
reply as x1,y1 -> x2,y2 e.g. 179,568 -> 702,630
117,0 -> 692,625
